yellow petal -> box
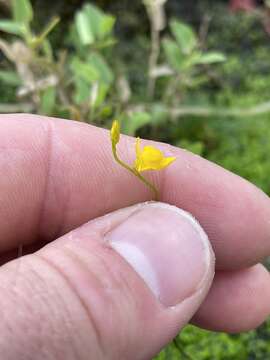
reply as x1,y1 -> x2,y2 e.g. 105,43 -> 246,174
110,120 -> 120,147
134,141 -> 176,172
160,156 -> 176,169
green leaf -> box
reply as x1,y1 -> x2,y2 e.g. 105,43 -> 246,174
99,15 -> 115,38
96,37 -> 117,49
169,19 -> 197,55
121,112 -> 151,136
40,87 -> 56,115
73,78 -> 90,104
90,82 -> 108,108
0,20 -> 25,35
88,53 -> 114,85
85,4 -> 115,39
70,57 -> 99,83
12,0 -> 33,25
193,52 -> 226,65
84,3 -> 103,39
162,38 -> 184,71
68,24 -> 85,54
75,11 -> 94,46
0,70 -> 21,86
75,4 -> 115,45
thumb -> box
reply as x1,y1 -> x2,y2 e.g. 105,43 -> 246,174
0,202 -> 214,360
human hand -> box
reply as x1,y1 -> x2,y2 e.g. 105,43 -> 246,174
0,114 -> 269,360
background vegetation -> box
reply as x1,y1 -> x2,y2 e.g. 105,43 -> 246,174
0,0 -> 269,358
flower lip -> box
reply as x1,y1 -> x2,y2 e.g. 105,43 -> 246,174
134,138 -> 176,173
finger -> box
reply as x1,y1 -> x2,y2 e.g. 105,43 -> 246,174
1,247 -> 268,334
192,264 -> 270,332
0,114 -> 270,269
0,203 -> 214,360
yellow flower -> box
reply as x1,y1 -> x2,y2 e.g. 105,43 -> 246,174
110,120 -> 120,148
134,138 -> 176,172
109,120 -> 176,200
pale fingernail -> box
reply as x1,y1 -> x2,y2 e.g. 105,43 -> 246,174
105,202 -> 213,307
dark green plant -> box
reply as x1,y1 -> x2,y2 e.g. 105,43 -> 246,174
0,0 -> 226,133
0,0 -> 116,120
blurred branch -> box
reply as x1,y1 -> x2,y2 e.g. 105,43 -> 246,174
0,103 -> 35,113
0,39 -> 15,62
148,24 -> 160,99
143,0 -> 167,99
17,74 -> 58,97
3,101 -> 270,118
169,101 -> 270,118
129,101 -> 270,118
199,14 -> 212,50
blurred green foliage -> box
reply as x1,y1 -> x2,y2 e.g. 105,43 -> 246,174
0,0 -> 226,124
0,1 -> 269,359
157,319 -> 270,360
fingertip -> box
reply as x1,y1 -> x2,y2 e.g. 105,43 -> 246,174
192,264 -> 270,333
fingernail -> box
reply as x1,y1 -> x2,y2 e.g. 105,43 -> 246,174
105,202 -> 213,307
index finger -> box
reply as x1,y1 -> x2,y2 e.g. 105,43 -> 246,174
0,114 -> 269,269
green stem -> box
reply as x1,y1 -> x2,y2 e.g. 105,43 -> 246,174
30,17 -> 60,49
112,146 -> 159,201
39,17 -> 60,42
134,170 -> 159,201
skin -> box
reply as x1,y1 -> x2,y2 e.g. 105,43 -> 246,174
0,114 -> 269,357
